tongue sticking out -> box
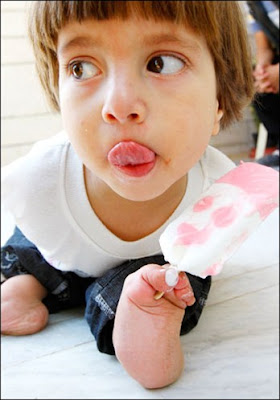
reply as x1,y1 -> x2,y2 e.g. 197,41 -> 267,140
107,141 -> 156,177
108,141 -> 155,166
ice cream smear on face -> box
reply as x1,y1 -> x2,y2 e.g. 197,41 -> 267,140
159,162 -> 279,278
108,141 -> 156,177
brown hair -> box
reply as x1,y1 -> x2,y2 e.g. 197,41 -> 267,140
27,1 -> 254,129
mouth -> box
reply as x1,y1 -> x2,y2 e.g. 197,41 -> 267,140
107,141 -> 156,177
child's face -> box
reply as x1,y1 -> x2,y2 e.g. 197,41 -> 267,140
57,17 -> 222,202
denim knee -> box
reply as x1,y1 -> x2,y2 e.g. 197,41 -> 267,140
84,255 -> 166,355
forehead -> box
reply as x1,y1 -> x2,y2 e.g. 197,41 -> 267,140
57,17 -> 206,57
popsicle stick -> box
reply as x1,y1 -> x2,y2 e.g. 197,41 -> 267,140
154,290 -> 165,300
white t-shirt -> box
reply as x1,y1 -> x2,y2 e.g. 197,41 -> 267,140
2,132 -> 278,277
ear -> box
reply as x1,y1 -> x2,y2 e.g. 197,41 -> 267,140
212,103 -> 223,136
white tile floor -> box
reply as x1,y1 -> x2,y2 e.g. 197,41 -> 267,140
1,210 -> 279,399
2,3 -> 278,398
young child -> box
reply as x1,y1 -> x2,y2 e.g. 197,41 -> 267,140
1,1 -> 254,389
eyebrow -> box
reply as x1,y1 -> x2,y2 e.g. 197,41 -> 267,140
58,36 -> 103,56
142,33 -> 202,53
58,32 -> 202,57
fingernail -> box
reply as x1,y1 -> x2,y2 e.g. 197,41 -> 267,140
165,268 -> 179,287
181,292 -> 195,301
181,293 -> 196,305
179,271 -> 187,279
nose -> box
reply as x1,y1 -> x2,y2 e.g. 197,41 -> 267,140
101,74 -> 147,125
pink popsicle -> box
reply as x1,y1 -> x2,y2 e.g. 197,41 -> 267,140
159,162 -> 279,278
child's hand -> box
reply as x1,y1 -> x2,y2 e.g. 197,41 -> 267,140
153,265 -> 196,308
253,63 -> 279,94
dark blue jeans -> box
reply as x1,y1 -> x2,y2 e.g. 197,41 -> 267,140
1,227 -> 211,355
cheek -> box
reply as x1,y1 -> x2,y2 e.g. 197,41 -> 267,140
59,90 -> 77,132
166,111 -> 215,174
59,80 -> 89,119
169,84 -> 217,132
171,107 -> 215,149
60,91 -> 94,139
59,92 -> 93,149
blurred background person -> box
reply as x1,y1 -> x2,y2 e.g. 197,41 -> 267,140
246,0 -> 279,168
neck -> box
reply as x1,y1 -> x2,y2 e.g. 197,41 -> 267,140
84,171 -> 187,241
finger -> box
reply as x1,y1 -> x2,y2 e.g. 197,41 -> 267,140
259,82 -> 274,92
153,265 -> 179,300
174,273 -> 196,306
161,272 -> 196,308
152,266 -> 190,302
175,287 -> 196,306
263,87 -> 275,93
141,264 -> 178,295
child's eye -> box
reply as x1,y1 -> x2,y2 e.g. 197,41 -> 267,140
147,55 -> 185,75
69,61 -> 99,80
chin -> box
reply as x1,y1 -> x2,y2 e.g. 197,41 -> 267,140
113,183 -> 171,203
123,193 -> 160,202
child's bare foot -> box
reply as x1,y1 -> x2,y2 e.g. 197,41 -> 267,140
113,264 -> 195,389
1,275 -> 49,335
